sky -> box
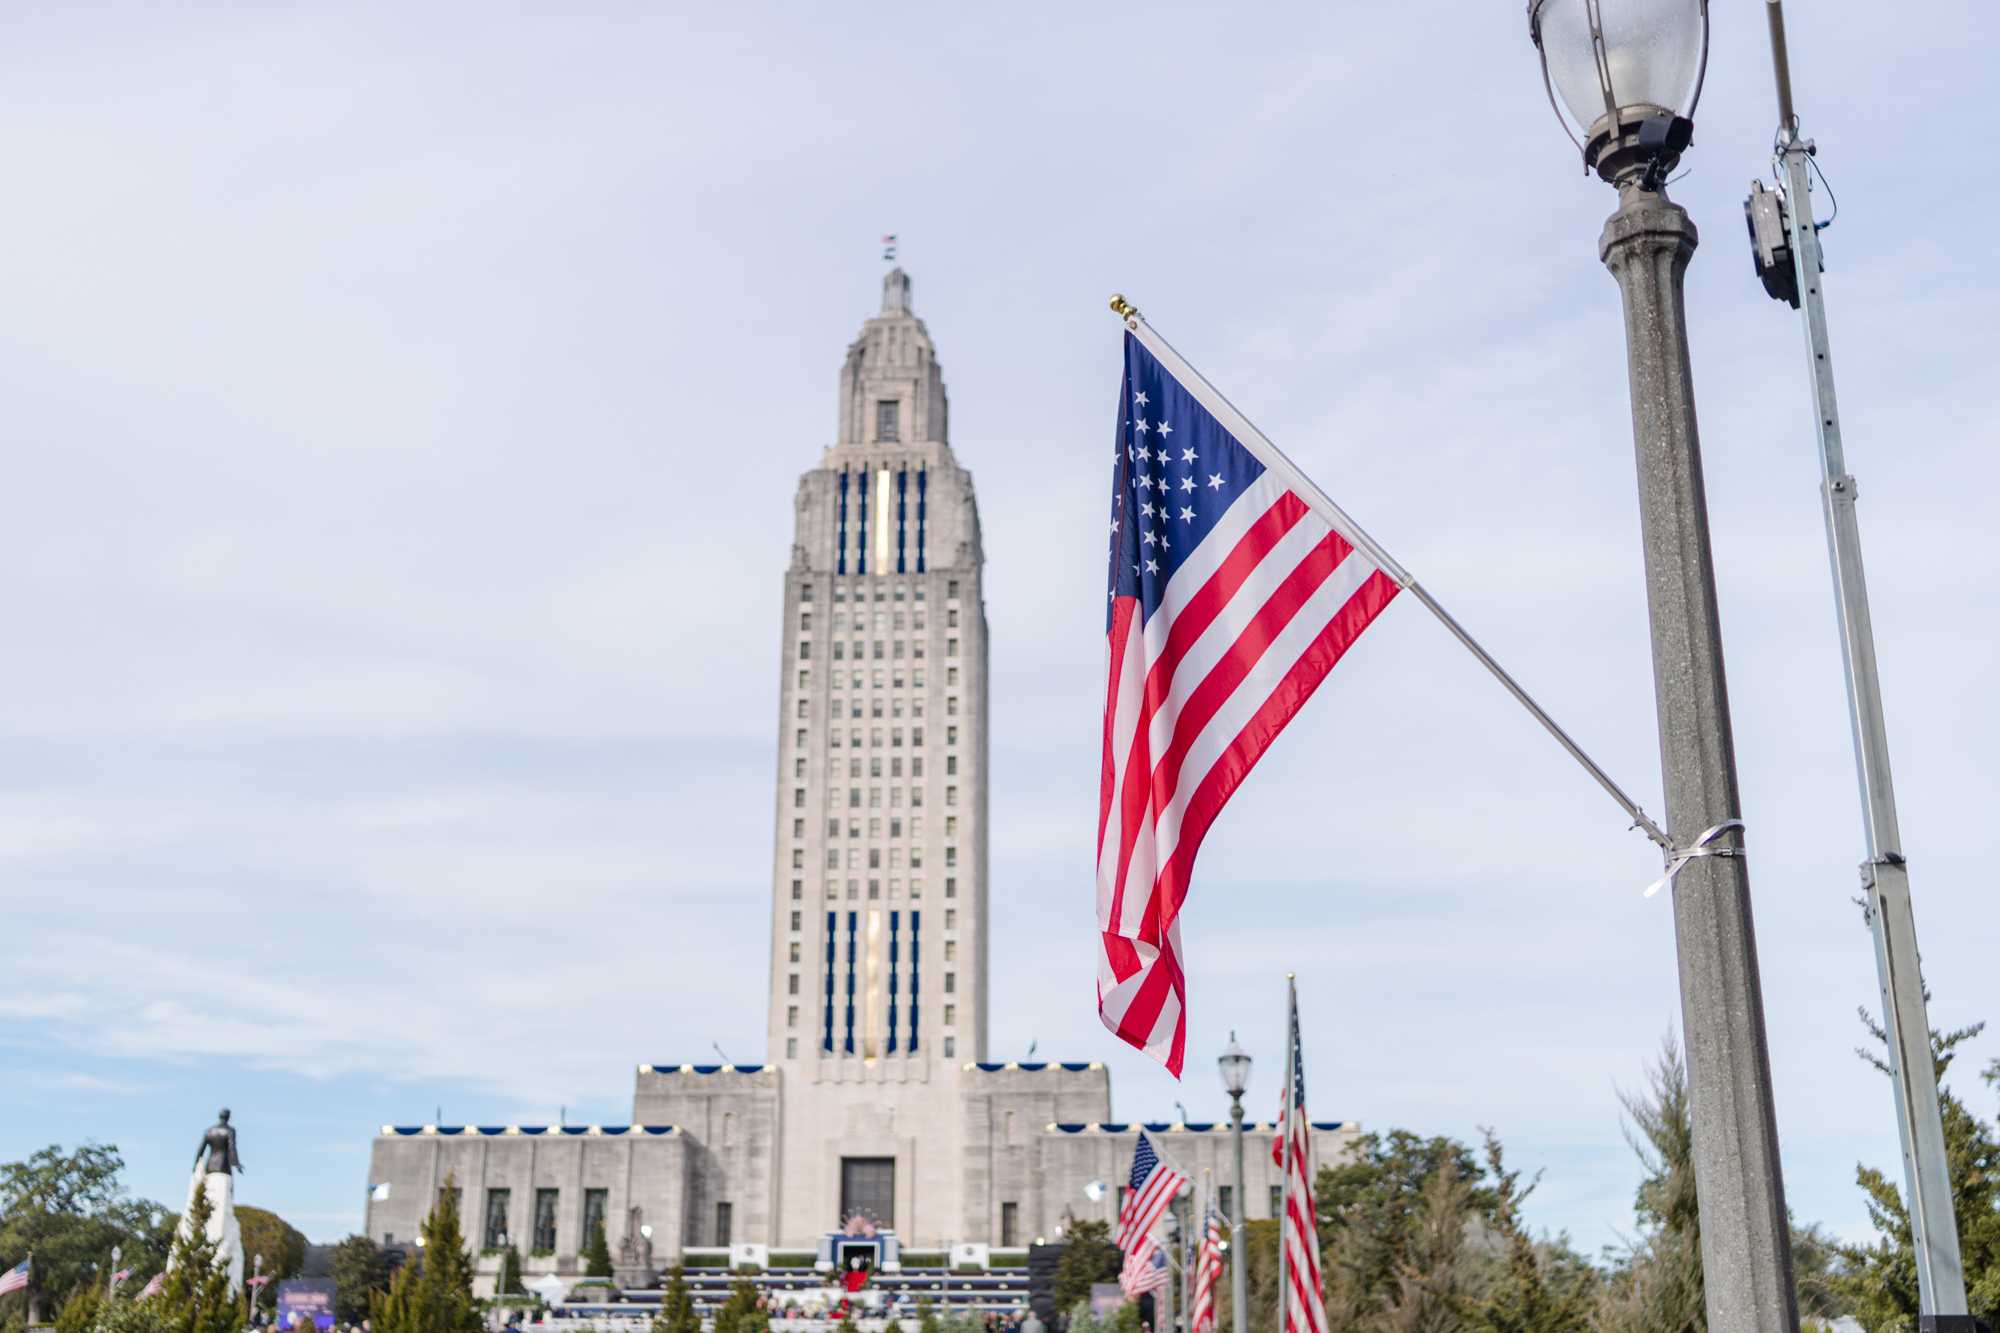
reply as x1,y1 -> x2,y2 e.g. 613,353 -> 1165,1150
2,2 -> 1997,1256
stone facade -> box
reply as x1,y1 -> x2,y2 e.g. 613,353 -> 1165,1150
360,271 -> 1359,1284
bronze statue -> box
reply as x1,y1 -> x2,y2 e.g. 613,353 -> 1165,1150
194,1108 -> 244,1177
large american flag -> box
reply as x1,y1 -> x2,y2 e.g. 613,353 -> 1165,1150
1189,1200 -> 1222,1333
0,1258 -> 28,1297
1114,1132 -> 1188,1254
1274,994 -> 1327,1333
1097,327 -> 1400,1074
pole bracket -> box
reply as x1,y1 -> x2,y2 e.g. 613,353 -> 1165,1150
1644,819 -> 1746,898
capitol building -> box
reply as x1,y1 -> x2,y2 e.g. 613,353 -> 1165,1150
362,270 -> 1357,1286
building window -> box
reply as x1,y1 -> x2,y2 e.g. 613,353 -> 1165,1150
1270,1186 -> 1283,1218
948,580 -> 960,598
944,973 -> 956,993
947,608 -> 959,627
947,697 -> 959,716
944,940 -> 956,962
797,698 -> 809,719
799,641 -> 811,659
788,974 -> 800,995
801,585 -> 815,602
794,758 -> 806,779
790,942 -> 801,963
788,1005 -> 799,1028
794,788 -> 805,808
944,1004 -> 956,1025
1001,1202 -> 1019,1247
868,880 -> 881,899
797,670 -> 808,688
792,818 -> 805,838
945,877 -> 956,898
911,877 -> 924,898
945,846 -> 957,866
534,1189 -> 559,1252
946,756 -> 957,776
786,1037 -> 798,1058
1219,1185 -> 1234,1223
945,910 -> 957,929
484,1189 -> 510,1249
715,1202 -> 733,1247
875,400 -> 900,441
947,639 -> 959,658
943,1036 -> 956,1057
790,911 -> 801,931
793,879 -> 804,899
791,849 -> 804,869
801,612 -> 813,632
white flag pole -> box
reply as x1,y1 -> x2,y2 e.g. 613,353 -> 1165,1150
1275,974 -> 1296,1333
1110,295 -> 1673,856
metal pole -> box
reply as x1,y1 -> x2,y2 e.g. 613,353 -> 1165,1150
1228,1095 -> 1247,1333
1761,4 -> 1973,1321
1598,180 -> 1800,1332
1274,977 -> 1295,1333
108,1246 -> 120,1301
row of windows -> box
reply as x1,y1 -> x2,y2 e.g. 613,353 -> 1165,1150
783,1034 -> 959,1059
807,608 -> 960,633
824,786 -> 959,810
434,1185 -> 609,1253
815,846 -> 950,871
791,875 -> 960,903
786,906 -> 960,932
802,578 -> 960,605
801,641 -> 961,663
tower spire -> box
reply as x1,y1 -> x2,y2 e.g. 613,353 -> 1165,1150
882,267 -> 912,315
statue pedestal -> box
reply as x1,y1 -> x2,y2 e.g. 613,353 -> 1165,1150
178,1168 -> 244,1294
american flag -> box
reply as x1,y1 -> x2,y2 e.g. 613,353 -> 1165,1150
0,1258 -> 28,1297
1119,1234 -> 1170,1299
112,1268 -> 132,1284
141,1272 -> 165,1299
1097,326 -> 1400,1075
1189,1201 -> 1222,1333
1273,990 -> 1326,1333
1114,1132 -> 1188,1254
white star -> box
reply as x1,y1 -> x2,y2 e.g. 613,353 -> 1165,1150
1178,505 -> 1195,522
1181,447 -> 1197,464
1133,563 -> 1142,576
1158,532 -> 1170,550
1137,473 -> 1153,491
1157,420 -> 1172,437
1144,557 -> 1160,575
1207,473 -> 1226,490
1134,391 -> 1149,407
1142,530 -> 1157,547
1136,444 -> 1150,462
1140,500 -> 1156,519
1135,418 -> 1150,435
1109,518 -> 1120,534
1179,476 -> 1195,492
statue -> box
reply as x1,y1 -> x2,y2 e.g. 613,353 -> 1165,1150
173,1108 -> 245,1294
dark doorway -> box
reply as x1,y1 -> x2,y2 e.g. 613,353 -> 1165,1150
840,1157 -> 895,1229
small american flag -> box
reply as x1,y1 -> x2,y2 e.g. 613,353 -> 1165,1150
141,1272 -> 165,1299
1189,1202 -> 1222,1333
1274,988 -> 1327,1333
1114,1132 -> 1187,1254
0,1258 -> 28,1297
112,1268 -> 132,1284
1118,1234 -> 1170,1299
1097,326 -> 1399,1075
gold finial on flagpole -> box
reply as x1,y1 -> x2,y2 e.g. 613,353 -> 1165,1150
1108,293 -> 1140,325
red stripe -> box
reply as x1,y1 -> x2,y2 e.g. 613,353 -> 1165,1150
1104,494 -> 1311,937
1150,568 -> 1399,933
1098,597 -> 1138,858
1108,926 -> 1185,1071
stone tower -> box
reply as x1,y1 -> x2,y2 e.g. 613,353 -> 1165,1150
757,268 -> 991,1235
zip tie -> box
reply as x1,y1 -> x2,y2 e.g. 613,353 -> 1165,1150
1644,820 -> 1746,899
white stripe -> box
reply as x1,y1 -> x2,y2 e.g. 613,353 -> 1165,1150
1148,547 -> 1381,879
1099,473 -> 1287,908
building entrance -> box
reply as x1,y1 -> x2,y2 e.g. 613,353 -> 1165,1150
839,1157 -> 895,1230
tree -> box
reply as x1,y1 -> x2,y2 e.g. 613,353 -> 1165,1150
1050,1218 -> 1121,1322
235,1207 -> 306,1318
1835,1012 -> 2000,1328
370,1181 -> 480,1333
328,1235 -> 391,1325
1597,1038 -> 1706,1333
494,1242 -> 524,1299
153,1178 -> 244,1333
583,1218 -> 614,1279
710,1278 -> 768,1333
651,1266 -> 698,1333
54,1285 -> 103,1333
0,1143 -> 170,1323
1470,1134 -> 1595,1333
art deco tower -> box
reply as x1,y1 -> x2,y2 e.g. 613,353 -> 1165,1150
767,268 -> 989,1077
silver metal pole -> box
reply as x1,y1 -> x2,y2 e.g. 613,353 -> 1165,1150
1762,2 -> 1971,1318
1228,1096 -> 1247,1333
1274,976 -> 1295,1333
1599,180 -> 1800,1332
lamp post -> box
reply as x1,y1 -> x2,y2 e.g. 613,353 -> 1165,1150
1527,3 -> 1798,1330
108,1246 -> 121,1301
1216,1034 -> 1250,1333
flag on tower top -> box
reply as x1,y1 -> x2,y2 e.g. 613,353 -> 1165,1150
1097,326 -> 1400,1075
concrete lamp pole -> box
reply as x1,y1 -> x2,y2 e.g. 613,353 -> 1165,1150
1528,2 -> 1798,1330
1217,1034 -> 1251,1333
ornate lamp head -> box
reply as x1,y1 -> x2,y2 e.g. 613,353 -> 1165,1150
1528,0 -> 1710,187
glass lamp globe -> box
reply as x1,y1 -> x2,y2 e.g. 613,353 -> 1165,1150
1218,1032 -> 1252,1098
1529,0 -> 1709,184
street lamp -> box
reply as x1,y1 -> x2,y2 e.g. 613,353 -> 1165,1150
1216,1034 -> 1250,1333
1526,4 -> 1797,1330
1529,0 -> 1709,187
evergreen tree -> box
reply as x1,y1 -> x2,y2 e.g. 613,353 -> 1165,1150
650,1266 -> 698,1333
1597,1038 -> 1705,1333
1050,1219 -> 1122,1322
495,1243 -> 523,1298
1835,1012 -> 2000,1328
916,1297 -> 942,1333
53,1284 -> 102,1333
710,1278 -> 767,1333
327,1235 -> 391,1325
583,1219 -> 614,1279
153,1182 -> 243,1333
370,1181 -> 481,1333
1470,1134 -> 1595,1333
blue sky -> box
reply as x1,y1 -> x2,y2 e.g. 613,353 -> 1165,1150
2,2 -> 1997,1255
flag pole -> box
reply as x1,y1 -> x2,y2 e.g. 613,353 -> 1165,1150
1109,296 -> 1674,856
1275,975 -> 1296,1333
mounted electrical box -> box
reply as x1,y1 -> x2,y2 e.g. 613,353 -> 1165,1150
1744,180 -> 1799,308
